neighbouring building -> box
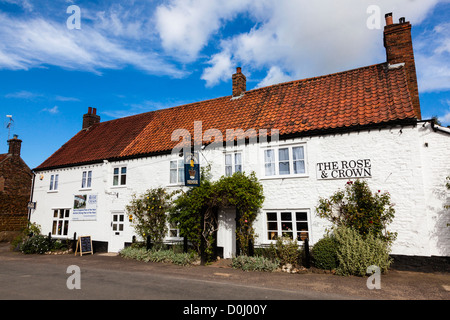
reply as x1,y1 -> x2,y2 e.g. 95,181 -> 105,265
29,13 -> 450,260
0,134 -> 32,240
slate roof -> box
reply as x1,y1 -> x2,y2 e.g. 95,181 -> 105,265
35,62 -> 417,171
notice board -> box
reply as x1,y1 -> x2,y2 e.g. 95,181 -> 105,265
75,236 -> 93,256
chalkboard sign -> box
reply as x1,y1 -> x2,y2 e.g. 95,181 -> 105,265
75,236 -> 93,256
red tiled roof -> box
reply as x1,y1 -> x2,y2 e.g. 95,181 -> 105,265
35,63 -> 417,170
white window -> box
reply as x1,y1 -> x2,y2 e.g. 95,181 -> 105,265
266,211 -> 309,241
52,209 -> 70,236
264,145 -> 306,177
168,221 -> 181,238
81,170 -> 92,189
49,174 -> 59,191
112,213 -> 124,233
170,160 -> 185,184
225,152 -> 243,176
113,167 -> 127,186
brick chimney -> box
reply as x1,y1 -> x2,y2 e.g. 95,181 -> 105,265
82,107 -> 100,129
232,67 -> 246,98
7,134 -> 22,157
383,13 -> 421,120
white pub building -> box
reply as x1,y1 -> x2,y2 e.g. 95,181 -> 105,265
29,14 -> 449,263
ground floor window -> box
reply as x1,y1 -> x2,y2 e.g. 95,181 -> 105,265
112,213 -> 124,233
266,210 -> 309,241
52,208 -> 70,236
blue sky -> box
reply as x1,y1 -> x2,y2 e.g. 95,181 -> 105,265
0,0 -> 449,169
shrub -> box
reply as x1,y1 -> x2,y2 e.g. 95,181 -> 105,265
271,237 -> 301,266
21,235 -> 52,254
333,226 -> 392,276
312,236 -> 339,270
231,255 -> 279,272
119,247 -> 199,266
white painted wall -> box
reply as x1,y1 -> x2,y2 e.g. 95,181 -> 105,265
30,123 -> 450,256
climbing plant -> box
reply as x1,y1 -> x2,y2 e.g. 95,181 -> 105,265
126,187 -> 173,245
170,167 -> 264,261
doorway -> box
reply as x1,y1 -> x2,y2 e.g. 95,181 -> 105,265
109,211 -> 126,252
217,208 -> 236,259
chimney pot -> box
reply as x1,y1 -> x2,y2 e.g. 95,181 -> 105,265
385,12 -> 393,26
88,107 -> 92,114
93,108 -> 97,115
399,17 -> 405,24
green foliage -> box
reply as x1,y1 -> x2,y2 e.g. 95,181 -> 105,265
119,246 -> 199,266
20,235 -> 52,254
126,187 -> 173,244
231,255 -> 280,272
316,179 -> 396,243
270,236 -> 301,266
333,226 -> 393,276
170,167 -> 264,261
312,236 -> 339,270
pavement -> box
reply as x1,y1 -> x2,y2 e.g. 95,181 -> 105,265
1,242 -> 449,300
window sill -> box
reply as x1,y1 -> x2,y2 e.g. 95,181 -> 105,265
110,185 -> 127,189
47,190 -> 59,193
79,188 -> 92,191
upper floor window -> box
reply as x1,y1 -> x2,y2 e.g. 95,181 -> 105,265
113,167 -> 127,186
81,170 -> 92,189
225,152 -> 242,176
49,174 -> 59,191
170,160 -> 185,184
264,145 -> 306,177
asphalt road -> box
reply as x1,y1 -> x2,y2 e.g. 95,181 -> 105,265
0,243 -> 449,318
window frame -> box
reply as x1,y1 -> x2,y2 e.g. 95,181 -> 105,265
81,170 -> 92,189
49,174 -> 59,191
169,159 -> 185,185
51,208 -> 70,237
265,210 -> 310,243
262,143 -> 307,178
112,166 -> 127,186
224,151 -> 243,177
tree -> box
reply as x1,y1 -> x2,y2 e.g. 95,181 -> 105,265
316,179 -> 396,243
126,187 -> 173,245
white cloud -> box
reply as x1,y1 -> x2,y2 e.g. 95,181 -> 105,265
415,22 -> 450,92
196,0 -> 444,88
256,66 -> 293,88
154,0 -> 252,62
42,106 -> 59,114
0,12 -> 185,77
201,50 -> 233,87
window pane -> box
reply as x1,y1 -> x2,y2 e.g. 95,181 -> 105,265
293,160 -> 305,174
112,224 -> 117,231
49,175 -> 54,190
278,148 -> 289,161
281,222 -> 292,231
170,160 -> 177,169
82,171 -> 86,188
225,154 -> 232,165
65,209 -> 70,218
170,230 -> 178,237
59,209 -> 64,219
113,175 -> 119,186
281,212 -> 292,221
297,232 -> 308,241
87,171 -> 92,188
282,232 -> 293,239
292,146 -> 304,160
268,222 -> 278,230
113,215 -> 118,222
119,224 -> 123,231
265,163 -> 275,176
119,215 -> 124,222
296,222 -> 308,231
53,210 -> 58,218
296,212 -> 307,221
264,149 -> 275,163
225,166 -> 232,177
120,174 -> 126,185
121,167 -> 127,174
54,174 -> 58,190
235,164 -> 242,173
268,231 -> 278,240
170,169 -> 177,183
235,153 -> 242,165
279,161 -> 290,175
179,167 -> 185,183
63,221 -> 69,236
267,212 -> 277,221
114,168 -> 119,175
52,221 -> 57,235
57,221 -> 63,235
